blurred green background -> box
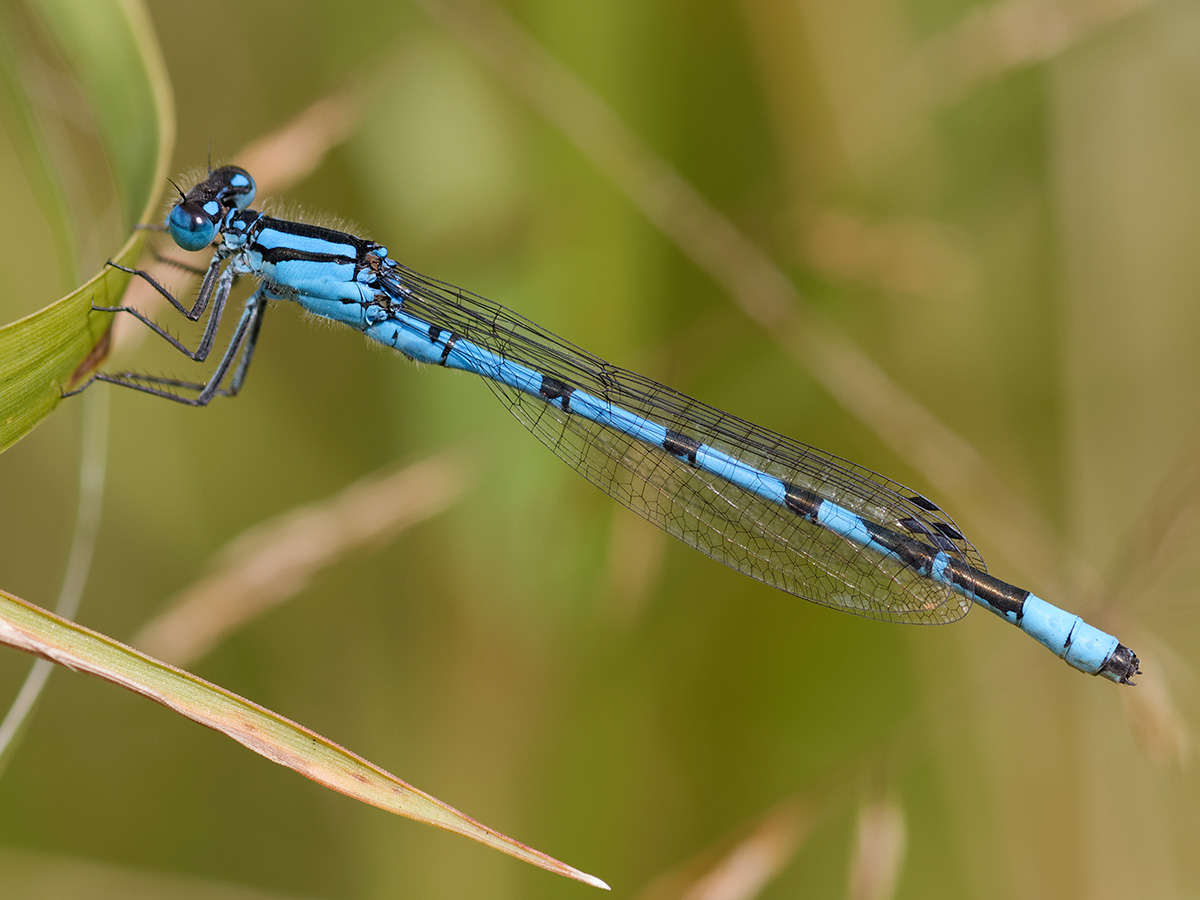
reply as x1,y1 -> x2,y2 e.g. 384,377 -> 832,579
1,0 -> 1197,897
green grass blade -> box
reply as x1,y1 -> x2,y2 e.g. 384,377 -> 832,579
0,263 -> 121,454
0,0 -> 174,454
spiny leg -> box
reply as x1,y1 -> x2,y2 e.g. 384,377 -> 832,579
83,292 -> 269,406
98,253 -> 231,362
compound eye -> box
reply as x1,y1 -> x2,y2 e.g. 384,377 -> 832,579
167,201 -> 218,251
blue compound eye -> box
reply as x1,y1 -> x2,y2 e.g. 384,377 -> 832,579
168,201 -> 218,251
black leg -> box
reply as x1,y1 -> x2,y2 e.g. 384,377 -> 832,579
104,253 -> 220,322
98,256 -> 233,362
224,293 -> 269,397
73,292 -> 270,406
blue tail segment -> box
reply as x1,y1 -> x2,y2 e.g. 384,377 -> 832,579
77,166 -> 1140,685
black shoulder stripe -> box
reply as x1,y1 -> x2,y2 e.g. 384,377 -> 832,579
260,215 -> 369,248
257,244 -> 355,266
255,216 -> 371,265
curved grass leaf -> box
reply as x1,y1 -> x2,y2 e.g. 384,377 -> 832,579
0,589 -> 609,889
0,261 -> 125,454
0,0 -> 174,453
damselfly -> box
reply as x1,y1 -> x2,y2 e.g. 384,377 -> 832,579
71,166 -> 1140,685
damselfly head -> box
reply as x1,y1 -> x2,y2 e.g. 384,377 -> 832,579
165,167 -> 257,252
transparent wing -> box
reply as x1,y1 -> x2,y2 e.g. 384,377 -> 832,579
387,262 -> 981,625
